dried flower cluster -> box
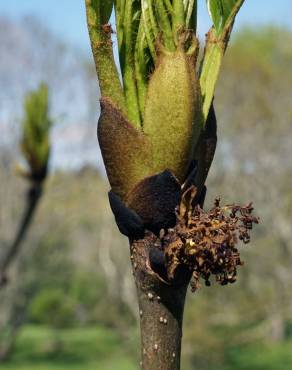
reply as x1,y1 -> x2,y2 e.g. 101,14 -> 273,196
164,186 -> 259,291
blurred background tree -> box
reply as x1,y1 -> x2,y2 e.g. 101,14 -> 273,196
0,11 -> 292,370
0,82 -> 52,287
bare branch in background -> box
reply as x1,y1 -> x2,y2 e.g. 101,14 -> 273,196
0,84 -> 52,286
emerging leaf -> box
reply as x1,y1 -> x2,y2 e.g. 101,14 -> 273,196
20,83 -> 52,181
200,0 -> 245,120
206,0 -> 245,36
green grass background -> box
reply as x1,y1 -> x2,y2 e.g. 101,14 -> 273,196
1,326 -> 137,370
1,325 -> 292,370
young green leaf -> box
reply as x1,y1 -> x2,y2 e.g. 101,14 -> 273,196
207,0 -> 244,36
200,0 -> 245,121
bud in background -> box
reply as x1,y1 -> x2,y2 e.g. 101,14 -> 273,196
0,83 -> 52,286
20,83 -> 52,182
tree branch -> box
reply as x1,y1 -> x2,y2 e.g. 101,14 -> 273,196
131,233 -> 189,370
0,181 -> 43,287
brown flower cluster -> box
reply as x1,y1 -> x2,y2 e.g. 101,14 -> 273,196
164,186 -> 259,291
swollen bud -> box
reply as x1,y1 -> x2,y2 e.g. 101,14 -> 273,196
143,39 -> 202,183
98,35 -> 203,203
98,98 -> 152,199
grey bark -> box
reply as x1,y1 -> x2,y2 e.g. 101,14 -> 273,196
131,233 -> 189,370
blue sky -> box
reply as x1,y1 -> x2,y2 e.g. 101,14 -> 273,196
1,0 -> 291,53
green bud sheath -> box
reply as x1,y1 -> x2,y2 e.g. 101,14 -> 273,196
143,42 -> 202,183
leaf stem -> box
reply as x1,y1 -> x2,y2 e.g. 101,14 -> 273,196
135,20 -> 148,120
141,0 -> 158,62
122,0 -> 142,127
200,0 -> 245,123
155,0 -> 175,51
199,31 -> 224,121
185,0 -> 197,32
85,0 -> 126,113
172,0 -> 185,34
